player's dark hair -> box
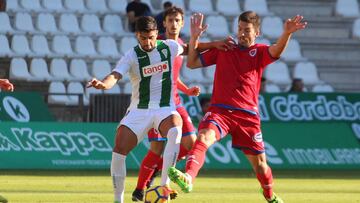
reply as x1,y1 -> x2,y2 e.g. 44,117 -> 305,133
135,16 -> 158,32
163,1 -> 172,9
163,6 -> 184,21
238,11 -> 261,30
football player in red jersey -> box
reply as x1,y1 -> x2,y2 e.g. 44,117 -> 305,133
168,11 -> 307,203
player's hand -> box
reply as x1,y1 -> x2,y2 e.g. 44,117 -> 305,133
185,86 -> 201,96
284,15 -> 307,34
190,13 -> 208,38
87,78 -> 107,89
0,79 -> 14,92
214,36 -> 237,51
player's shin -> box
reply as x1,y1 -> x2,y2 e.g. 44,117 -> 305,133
160,126 -> 182,186
111,152 -> 126,203
256,166 -> 274,200
185,140 -> 208,181
136,150 -> 162,190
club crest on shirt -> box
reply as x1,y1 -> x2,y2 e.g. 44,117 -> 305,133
252,132 -> 263,142
161,49 -> 168,57
249,48 -> 257,57
142,61 -> 169,77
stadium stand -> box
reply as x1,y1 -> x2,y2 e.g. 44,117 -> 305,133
1,0 -> 360,121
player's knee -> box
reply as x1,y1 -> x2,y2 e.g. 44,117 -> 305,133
254,161 -> 269,174
197,132 -> 216,147
150,141 -> 165,155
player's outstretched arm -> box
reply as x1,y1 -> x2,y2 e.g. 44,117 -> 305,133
0,79 -> 14,91
87,71 -> 122,90
269,15 -> 307,58
187,13 -> 208,69
177,78 -> 200,96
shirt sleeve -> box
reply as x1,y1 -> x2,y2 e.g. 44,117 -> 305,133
199,48 -> 218,67
166,39 -> 184,56
258,44 -> 279,68
112,50 -> 134,77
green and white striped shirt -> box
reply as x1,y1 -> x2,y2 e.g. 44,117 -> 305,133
113,39 -> 184,109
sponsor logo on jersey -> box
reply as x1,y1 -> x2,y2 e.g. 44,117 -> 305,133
249,48 -> 257,57
142,61 -> 169,77
252,132 -> 263,142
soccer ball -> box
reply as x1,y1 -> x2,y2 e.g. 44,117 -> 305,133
144,185 -> 170,203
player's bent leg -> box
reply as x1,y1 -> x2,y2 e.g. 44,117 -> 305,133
133,141 -> 165,201
246,153 -> 283,203
112,125 -> 138,203
158,114 -> 182,186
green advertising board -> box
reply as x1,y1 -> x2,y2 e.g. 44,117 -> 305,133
0,92 -> 54,122
180,93 -> 360,123
0,122 -> 359,170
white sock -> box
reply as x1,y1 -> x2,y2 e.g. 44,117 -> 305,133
161,126 -> 182,186
111,152 -> 126,203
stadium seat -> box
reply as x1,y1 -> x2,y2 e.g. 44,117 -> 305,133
216,0 -> 241,16
67,82 -> 85,105
261,16 -> 283,39
11,35 -> 33,57
207,84 -> 213,93
84,87 -> 103,105
108,0 -> 127,14
264,61 -> 291,85
85,0 -> 108,14
0,13 -> 15,34
75,36 -> 98,57
98,36 -> 120,59
6,0 -> 22,13
42,0 -> 64,12
293,62 -> 323,85
232,17 -> 238,34
0,35 -> 12,57
59,13 -> 81,35
180,15 -> 191,37
281,39 -> 306,61
203,64 -> 216,81
181,65 -> 206,83
50,58 -> 73,81
14,12 -> 35,33
36,13 -> 58,34
91,60 -> 112,80
265,83 -> 281,93
52,35 -> 74,57
104,84 -> 121,94
206,15 -> 230,38
64,0 -> 86,13
19,0 -> 42,12
352,18 -> 360,38
199,36 -> 211,42
162,0 -> 185,10
31,35 -> 52,57
335,0 -> 360,17
119,36 -> 138,54
142,0 -> 158,14
189,0 -> 214,14
312,84 -> 335,93
81,14 -> 103,35
69,59 -> 92,81
9,58 -> 33,81
256,37 -> 271,45
48,82 -> 70,105
122,82 -> 132,94
103,14 -> 126,36
29,58 -> 52,81
244,0 -> 271,16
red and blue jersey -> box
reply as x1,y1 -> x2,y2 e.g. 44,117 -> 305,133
158,34 -> 184,106
199,43 -> 277,115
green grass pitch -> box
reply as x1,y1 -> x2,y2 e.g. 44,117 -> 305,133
0,170 -> 359,203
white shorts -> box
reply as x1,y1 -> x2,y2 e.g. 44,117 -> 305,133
119,106 -> 180,143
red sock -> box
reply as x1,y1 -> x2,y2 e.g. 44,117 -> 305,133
185,140 -> 208,181
256,167 -> 274,199
154,144 -> 189,171
136,150 -> 162,190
